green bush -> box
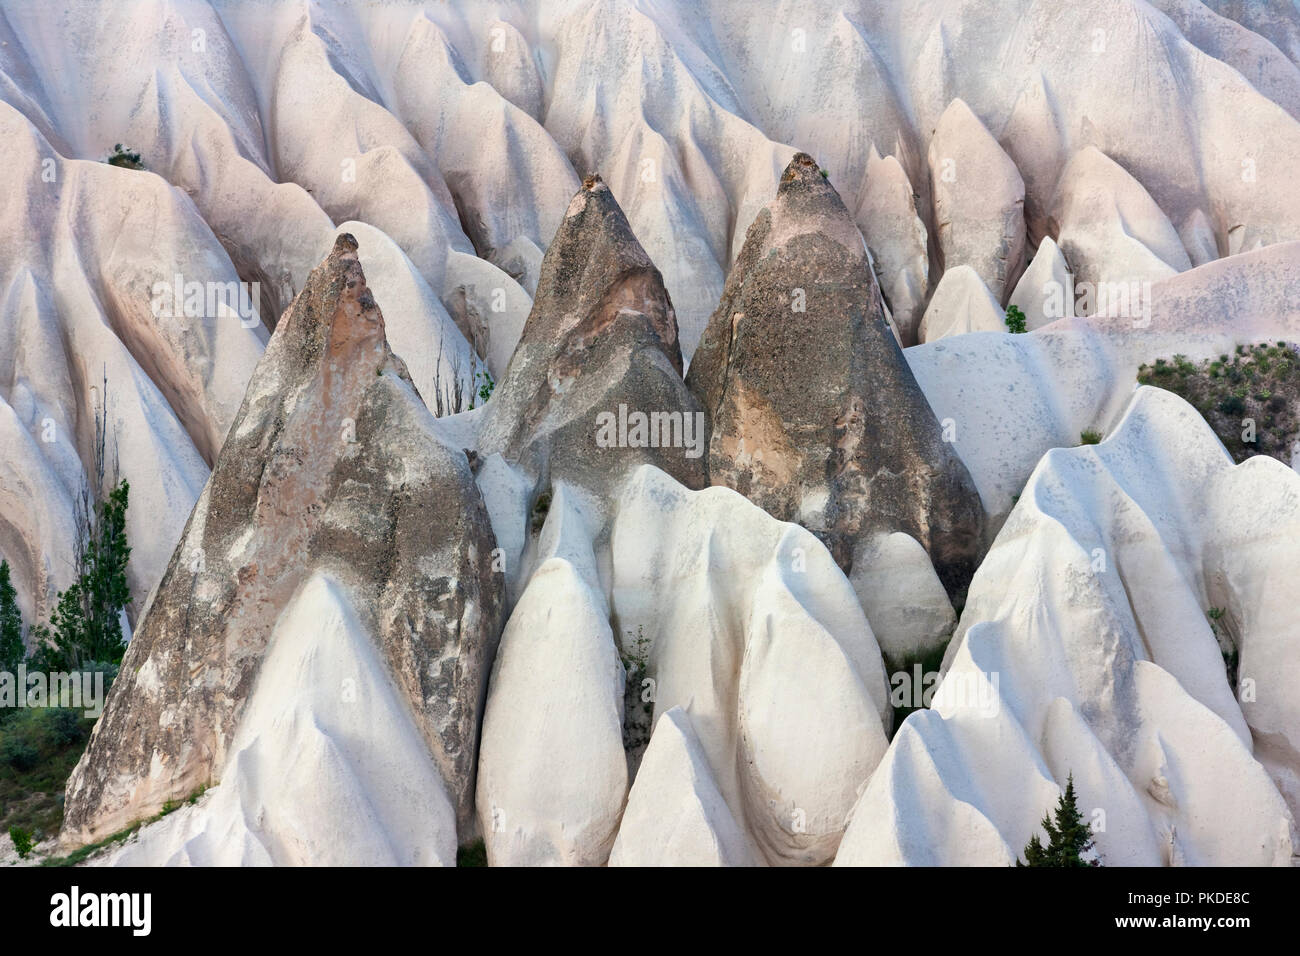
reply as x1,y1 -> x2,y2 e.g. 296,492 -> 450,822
0,735 -> 39,771
1138,343 -> 1300,464
1079,429 -> 1102,445
104,143 -> 145,170
473,369 -> 495,408
1004,304 -> 1028,334
1217,394 -> 1246,417
8,825 -> 34,858
530,491 -> 552,534
456,839 -> 487,867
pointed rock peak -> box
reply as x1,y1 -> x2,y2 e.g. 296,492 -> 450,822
281,233 -> 385,352
60,238 -> 502,849
686,159 -> 985,594
479,178 -> 702,494
551,173 -> 657,297
779,151 -> 826,188
520,175 -> 679,371
762,152 -> 867,256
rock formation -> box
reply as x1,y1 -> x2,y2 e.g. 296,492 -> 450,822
476,174 -> 706,497
858,147 -> 929,346
2,0 -> 1299,870
61,235 -> 503,848
927,98 -> 1027,304
836,387 -> 1300,866
687,152 -> 985,594
606,465 -> 892,866
917,264 -> 1006,343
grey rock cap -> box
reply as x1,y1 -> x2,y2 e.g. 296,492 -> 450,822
477,173 -> 706,497
687,153 -> 985,596
61,235 -> 504,846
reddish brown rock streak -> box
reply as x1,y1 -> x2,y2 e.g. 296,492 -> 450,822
61,235 -> 503,846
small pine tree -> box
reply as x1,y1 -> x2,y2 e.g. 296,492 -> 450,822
1005,304 -> 1028,334
1017,774 -> 1102,867
0,560 -> 23,671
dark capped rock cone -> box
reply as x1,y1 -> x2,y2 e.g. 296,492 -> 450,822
686,153 -> 985,594
476,174 -> 706,494
61,234 -> 503,847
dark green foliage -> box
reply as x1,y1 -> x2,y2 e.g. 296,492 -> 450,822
530,490 -> 552,534
1207,607 -> 1239,694
8,825 -> 34,858
0,735 -> 38,771
457,839 -> 487,867
1004,304 -> 1028,334
475,368 -> 495,406
104,143 -> 144,170
0,707 -> 94,836
0,561 -> 22,673
1217,394 -> 1246,417
0,375 -> 129,844
1017,774 -> 1101,867
620,626 -> 653,757
27,374 -> 131,670
1079,429 -> 1103,445
29,480 -> 131,670
1138,342 -> 1300,463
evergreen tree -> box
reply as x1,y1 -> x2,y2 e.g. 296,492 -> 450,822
28,371 -> 132,670
30,480 -> 130,670
1004,304 -> 1028,334
0,560 -> 23,672
1017,774 -> 1102,867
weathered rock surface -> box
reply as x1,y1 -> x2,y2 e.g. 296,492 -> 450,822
1050,146 -> 1192,300
858,147 -> 929,345
849,532 -> 956,672
61,235 -> 503,847
608,465 -> 891,865
477,174 -> 706,498
928,99 -> 1027,304
918,264 -> 1006,343
905,241 -> 1300,526
836,388 -> 1300,866
98,573 -> 460,866
476,555 -> 627,866
1008,236 -> 1074,330
687,152 -> 985,594
609,707 -> 755,867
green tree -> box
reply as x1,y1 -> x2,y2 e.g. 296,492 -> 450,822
8,826 -> 34,859
1017,774 -> 1101,867
0,560 -> 22,672
1005,304 -> 1028,334
28,372 -> 132,670
30,481 -> 130,669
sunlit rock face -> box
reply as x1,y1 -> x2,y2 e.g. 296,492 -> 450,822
62,236 -> 503,849
688,153 -> 985,596
0,0 -> 1298,867
476,175 -> 705,500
